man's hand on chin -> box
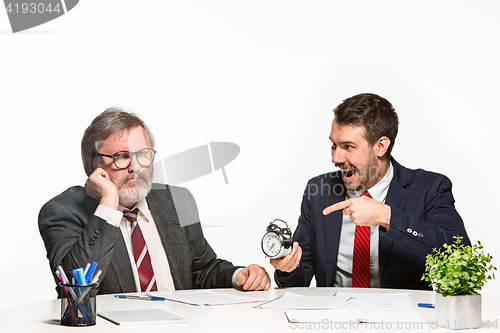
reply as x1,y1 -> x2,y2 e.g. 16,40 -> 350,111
85,168 -> 119,210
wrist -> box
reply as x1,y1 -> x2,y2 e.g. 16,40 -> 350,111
95,205 -> 123,227
100,195 -> 119,210
232,268 -> 245,289
378,204 -> 391,229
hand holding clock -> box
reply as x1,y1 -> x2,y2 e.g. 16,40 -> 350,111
270,242 -> 302,273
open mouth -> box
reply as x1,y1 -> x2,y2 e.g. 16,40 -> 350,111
339,165 -> 356,179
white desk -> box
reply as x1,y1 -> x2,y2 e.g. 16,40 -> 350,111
1,288 -> 499,332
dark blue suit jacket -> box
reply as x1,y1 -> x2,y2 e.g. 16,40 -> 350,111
276,158 -> 470,290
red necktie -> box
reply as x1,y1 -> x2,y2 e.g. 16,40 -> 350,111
123,209 -> 158,292
352,191 -> 371,288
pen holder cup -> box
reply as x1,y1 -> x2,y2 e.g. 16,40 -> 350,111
58,283 -> 98,326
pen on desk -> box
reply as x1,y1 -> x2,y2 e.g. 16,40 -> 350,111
418,303 -> 435,308
115,295 -> 166,301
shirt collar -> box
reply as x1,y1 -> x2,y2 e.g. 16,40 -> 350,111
367,161 -> 393,202
347,161 -> 394,202
119,197 -> 152,223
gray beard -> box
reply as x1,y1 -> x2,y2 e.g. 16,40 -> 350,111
115,169 -> 154,204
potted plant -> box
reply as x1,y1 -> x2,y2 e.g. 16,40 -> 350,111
422,236 -> 497,329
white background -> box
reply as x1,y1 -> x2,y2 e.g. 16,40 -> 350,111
1,1 -> 499,309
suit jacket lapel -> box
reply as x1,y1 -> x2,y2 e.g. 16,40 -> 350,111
323,173 -> 345,286
379,158 -> 411,277
110,237 -> 136,292
146,184 -> 190,290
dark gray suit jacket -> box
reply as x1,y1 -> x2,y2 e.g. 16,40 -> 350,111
39,184 -> 240,295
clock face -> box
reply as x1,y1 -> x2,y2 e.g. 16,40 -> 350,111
262,232 -> 282,257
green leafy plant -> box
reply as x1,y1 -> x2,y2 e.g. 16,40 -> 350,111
422,236 -> 497,296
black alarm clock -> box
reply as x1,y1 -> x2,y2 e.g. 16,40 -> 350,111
261,219 -> 293,259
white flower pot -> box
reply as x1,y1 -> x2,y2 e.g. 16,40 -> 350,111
434,293 -> 481,329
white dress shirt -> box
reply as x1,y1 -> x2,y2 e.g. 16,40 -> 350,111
334,161 -> 394,288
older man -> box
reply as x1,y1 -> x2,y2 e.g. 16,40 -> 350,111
39,108 -> 270,294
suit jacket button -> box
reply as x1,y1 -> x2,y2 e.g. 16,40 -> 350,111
407,228 -> 412,233
412,231 -> 418,237
418,233 -> 424,238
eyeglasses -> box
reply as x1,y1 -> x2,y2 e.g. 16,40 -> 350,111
98,148 -> 157,169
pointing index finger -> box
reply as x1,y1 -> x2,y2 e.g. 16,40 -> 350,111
323,199 -> 351,215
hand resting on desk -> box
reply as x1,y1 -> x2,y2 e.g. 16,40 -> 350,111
235,264 -> 271,291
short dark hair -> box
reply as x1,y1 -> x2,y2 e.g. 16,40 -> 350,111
81,107 -> 155,176
333,93 -> 398,156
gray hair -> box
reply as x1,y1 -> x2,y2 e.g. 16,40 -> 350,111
81,107 -> 156,176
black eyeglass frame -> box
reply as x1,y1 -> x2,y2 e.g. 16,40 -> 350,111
97,148 -> 157,169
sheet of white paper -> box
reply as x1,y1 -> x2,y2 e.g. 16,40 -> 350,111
148,290 -> 264,306
256,292 -> 356,309
286,309 -> 358,323
98,309 -> 187,325
352,309 -> 429,323
335,292 -> 411,310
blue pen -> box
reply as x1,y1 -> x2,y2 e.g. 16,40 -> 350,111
115,295 -> 166,301
76,268 -> 86,286
85,262 -> 97,284
72,269 -> 80,285
418,303 -> 435,308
